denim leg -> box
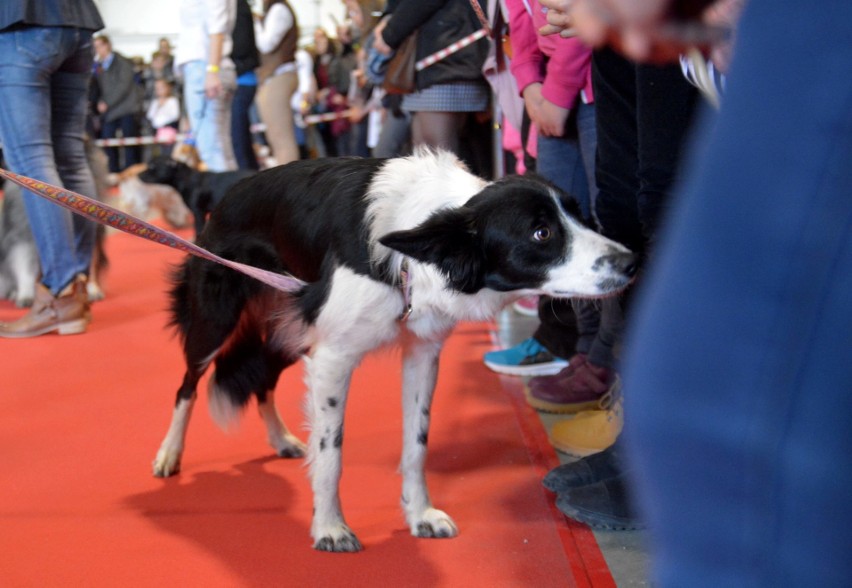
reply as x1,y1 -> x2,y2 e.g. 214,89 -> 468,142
575,101 -> 599,227
635,63 -> 699,249
536,129 -> 591,220
182,61 -> 237,172
231,83 -> 258,170
0,27 -> 95,294
622,0 -> 852,584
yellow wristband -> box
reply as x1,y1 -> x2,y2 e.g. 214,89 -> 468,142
206,64 -> 220,73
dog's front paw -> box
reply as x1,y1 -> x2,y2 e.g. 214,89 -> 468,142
152,448 -> 182,477
271,433 -> 307,459
313,524 -> 363,552
412,508 -> 458,539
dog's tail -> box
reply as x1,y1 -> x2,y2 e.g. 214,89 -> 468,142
169,237 -> 301,430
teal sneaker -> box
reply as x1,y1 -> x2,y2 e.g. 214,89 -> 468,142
483,337 -> 569,376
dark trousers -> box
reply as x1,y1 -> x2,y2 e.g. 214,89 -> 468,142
593,47 -> 699,258
231,83 -> 259,170
101,113 -> 141,173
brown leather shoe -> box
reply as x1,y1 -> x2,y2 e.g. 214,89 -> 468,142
0,277 -> 90,338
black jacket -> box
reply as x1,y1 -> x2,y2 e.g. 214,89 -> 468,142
381,0 -> 488,91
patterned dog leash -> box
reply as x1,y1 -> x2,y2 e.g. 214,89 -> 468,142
0,168 -> 306,294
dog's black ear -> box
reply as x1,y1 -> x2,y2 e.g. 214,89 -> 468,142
379,208 -> 484,293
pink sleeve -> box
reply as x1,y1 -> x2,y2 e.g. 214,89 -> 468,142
506,0 -> 544,96
540,39 -> 592,109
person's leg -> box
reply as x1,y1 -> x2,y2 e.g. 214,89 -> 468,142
51,31 -> 98,280
0,27 -> 94,294
592,48 -> 642,252
101,117 -> 120,173
183,61 -> 237,172
231,83 -> 259,170
118,113 -> 142,170
575,101 -> 600,227
255,71 -> 299,166
634,62 -> 699,253
623,0 -> 852,584
411,111 -> 466,155
373,108 -> 411,158
536,133 -> 591,220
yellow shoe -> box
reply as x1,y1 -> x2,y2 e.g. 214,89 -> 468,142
549,380 -> 623,457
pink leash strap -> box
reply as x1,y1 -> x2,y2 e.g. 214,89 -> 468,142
0,168 -> 306,294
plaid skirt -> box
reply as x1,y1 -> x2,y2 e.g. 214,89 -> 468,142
402,81 -> 490,112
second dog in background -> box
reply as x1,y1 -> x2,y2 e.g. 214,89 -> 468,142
138,156 -> 256,236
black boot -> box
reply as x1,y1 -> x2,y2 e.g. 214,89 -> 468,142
542,445 -> 623,492
555,473 -> 645,531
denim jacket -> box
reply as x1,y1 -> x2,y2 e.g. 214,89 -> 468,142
0,0 -> 104,32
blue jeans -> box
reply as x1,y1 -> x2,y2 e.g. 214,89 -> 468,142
0,26 -> 96,295
535,100 -> 597,222
182,60 -> 237,172
231,82 -> 259,170
623,0 -> 852,585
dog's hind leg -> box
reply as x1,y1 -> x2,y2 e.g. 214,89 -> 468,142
152,322 -> 224,477
400,338 -> 458,540
257,352 -> 307,458
305,344 -> 363,552
152,374 -> 200,477
258,391 -> 307,458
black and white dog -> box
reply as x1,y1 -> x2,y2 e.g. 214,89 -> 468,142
138,156 -> 255,236
152,149 -> 636,552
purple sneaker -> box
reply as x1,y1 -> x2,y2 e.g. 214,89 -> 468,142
525,357 -> 612,414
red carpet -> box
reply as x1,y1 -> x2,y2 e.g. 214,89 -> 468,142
0,224 -> 614,587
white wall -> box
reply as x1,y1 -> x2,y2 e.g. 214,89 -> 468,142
95,0 -> 345,60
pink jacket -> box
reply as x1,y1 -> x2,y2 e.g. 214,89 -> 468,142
505,0 -> 594,109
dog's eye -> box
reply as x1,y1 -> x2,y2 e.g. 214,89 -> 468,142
533,226 -> 552,242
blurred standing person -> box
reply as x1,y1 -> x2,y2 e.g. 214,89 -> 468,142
309,27 -> 341,157
157,37 -> 176,79
0,0 -> 104,338
546,0 -> 852,585
176,0 -> 238,171
92,35 -> 144,174
146,78 -> 181,156
374,0 -> 490,162
254,0 -> 300,167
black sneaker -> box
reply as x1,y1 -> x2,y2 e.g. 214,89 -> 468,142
542,446 -> 623,492
555,474 -> 646,531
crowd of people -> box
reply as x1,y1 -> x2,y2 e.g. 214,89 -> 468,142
86,0 -> 498,180
1,0 -> 850,585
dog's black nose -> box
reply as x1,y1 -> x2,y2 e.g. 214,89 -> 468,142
603,252 -> 638,278
622,254 -> 639,278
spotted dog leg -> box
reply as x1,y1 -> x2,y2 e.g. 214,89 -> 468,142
400,339 -> 458,539
305,345 -> 363,552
